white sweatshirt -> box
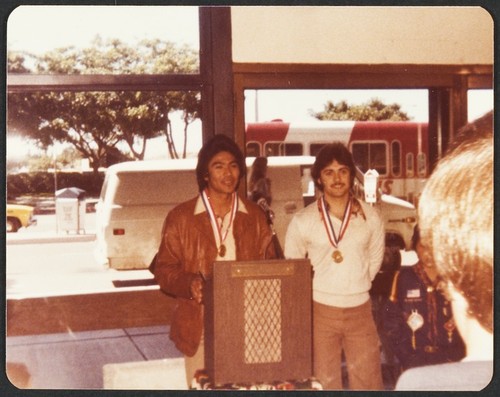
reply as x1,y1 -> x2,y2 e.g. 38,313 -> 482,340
284,198 -> 385,308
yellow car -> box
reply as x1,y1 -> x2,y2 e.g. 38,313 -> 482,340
6,204 -> 37,233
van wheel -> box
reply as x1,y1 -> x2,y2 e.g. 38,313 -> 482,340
6,217 -> 21,233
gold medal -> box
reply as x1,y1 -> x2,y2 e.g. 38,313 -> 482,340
218,244 -> 226,258
201,190 -> 237,261
319,197 -> 352,266
332,250 -> 343,263
407,309 -> 424,350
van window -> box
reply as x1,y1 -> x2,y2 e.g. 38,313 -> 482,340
351,142 -> 387,175
391,141 -> 402,176
265,142 -> 303,156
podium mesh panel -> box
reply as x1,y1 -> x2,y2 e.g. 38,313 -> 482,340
243,278 -> 282,364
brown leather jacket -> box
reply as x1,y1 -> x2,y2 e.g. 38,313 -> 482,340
153,195 -> 275,356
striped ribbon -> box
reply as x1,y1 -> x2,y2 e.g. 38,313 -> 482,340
318,195 -> 352,249
201,189 -> 238,251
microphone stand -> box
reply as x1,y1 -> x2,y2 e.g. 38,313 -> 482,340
264,209 -> 285,259
257,198 -> 285,259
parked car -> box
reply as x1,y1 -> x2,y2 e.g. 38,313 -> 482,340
95,156 -> 416,270
6,204 -> 37,233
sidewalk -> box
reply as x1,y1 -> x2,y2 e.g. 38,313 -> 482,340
5,213 -> 185,390
6,325 -> 183,389
6,232 -> 96,245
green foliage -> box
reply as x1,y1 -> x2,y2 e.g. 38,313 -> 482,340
7,36 -> 201,170
311,98 -> 411,121
18,148 -> 84,172
7,171 -> 105,199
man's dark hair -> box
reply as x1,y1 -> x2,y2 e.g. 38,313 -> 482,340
311,142 -> 356,191
196,134 -> 246,192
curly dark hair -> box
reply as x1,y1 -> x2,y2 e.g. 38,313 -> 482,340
195,134 -> 246,192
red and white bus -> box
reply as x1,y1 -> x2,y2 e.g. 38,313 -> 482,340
246,120 -> 429,205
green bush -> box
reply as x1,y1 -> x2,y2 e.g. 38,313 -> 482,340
6,171 -> 105,200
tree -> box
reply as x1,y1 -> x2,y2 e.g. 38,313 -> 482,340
7,36 -> 201,173
310,98 -> 411,121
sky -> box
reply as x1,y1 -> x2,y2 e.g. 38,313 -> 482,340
6,5 -> 494,160
7,6 -> 200,53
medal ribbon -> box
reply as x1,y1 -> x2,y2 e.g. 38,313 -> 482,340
201,189 -> 238,250
318,196 -> 352,249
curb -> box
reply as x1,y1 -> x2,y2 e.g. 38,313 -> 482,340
6,234 -> 96,245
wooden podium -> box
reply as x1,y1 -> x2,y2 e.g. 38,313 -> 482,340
204,259 -> 312,385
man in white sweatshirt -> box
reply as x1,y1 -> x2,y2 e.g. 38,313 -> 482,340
285,142 -> 385,390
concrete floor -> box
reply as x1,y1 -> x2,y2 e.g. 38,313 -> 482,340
5,325 -> 183,390
5,214 -> 400,391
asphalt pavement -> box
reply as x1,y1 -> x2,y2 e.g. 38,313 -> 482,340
6,212 -> 97,245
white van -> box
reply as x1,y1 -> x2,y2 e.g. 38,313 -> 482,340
95,156 -> 416,270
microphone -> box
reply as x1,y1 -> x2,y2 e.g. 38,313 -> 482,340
257,198 -> 275,221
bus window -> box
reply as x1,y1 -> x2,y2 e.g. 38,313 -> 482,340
283,143 -> 303,156
265,142 -> 303,156
371,143 -> 387,175
406,153 -> 414,177
352,143 -> 369,172
391,141 -> 402,176
351,142 -> 387,175
417,153 -> 427,177
310,143 -> 328,157
265,142 -> 281,156
246,141 -> 261,157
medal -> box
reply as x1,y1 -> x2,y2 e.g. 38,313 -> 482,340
332,250 -> 343,263
201,189 -> 238,258
443,318 -> 456,343
318,196 -> 352,264
218,244 -> 226,258
407,309 -> 424,350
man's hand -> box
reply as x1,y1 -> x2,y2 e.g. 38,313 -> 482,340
190,276 -> 204,304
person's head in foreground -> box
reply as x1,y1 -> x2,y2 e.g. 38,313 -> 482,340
418,111 -> 493,360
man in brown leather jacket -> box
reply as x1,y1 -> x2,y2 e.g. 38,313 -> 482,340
152,134 -> 276,387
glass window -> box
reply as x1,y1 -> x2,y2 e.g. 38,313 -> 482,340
391,141 -> 401,176
283,143 -> 303,156
310,143 -> 328,157
246,142 -> 261,157
7,6 -> 200,75
264,142 -> 303,156
244,89 -> 429,124
371,143 -> 387,175
351,142 -> 387,175
467,89 -> 493,122
417,153 -> 427,177
406,153 -> 414,178
352,143 -> 369,172
7,90 -> 203,163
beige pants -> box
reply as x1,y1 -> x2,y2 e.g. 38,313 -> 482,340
184,332 -> 205,388
313,300 -> 383,390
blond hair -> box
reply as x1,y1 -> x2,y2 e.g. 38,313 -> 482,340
418,111 -> 493,332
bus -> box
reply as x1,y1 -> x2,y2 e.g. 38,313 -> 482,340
246,120 -> 429,205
